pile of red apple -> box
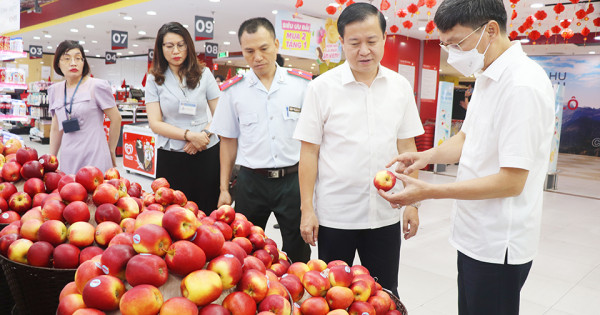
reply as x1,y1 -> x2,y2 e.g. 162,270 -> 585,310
0,150 -> 403,315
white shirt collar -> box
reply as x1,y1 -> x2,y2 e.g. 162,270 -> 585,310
479,41 -> 525,82
247,63 -> 286,86
340,61 -> 384,85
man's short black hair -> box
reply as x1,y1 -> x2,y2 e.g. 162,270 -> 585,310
337,2 -> 386,38
434,0 -> 507,33
238,17 -> 276,43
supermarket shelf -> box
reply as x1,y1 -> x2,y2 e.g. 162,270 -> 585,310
0,50 -> 27,61
0,115 -> 29,122
0,82 -> 28,90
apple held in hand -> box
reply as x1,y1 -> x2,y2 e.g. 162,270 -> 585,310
373,170 -> 396,192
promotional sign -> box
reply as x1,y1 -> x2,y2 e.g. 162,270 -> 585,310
147,49 -> 154,63
105,52 -> 117,65
205,42 -> 218,58
29,45 -> 43,59
111,30 -> 128,50
549,85 -> 565,174
433,81 -> 454,173
123,126 -> 157,178
0,0 -> 19,34
275,11 -> 329,61
194,16 -> 214,41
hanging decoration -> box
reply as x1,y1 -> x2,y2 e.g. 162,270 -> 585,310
518,25 -> 526,33
544,29 -> 552,44
553,3 -> 565,19
346,0 -> 355,6
510,30 -> 519,40
511,10 -> 517,21
562,29 -> 574,43
402,20 -> 413,29
425,21 -> 436,34
569,0 -> 580,4
594,17 -> 600,27
335,0 -> 347,4
390,25 -> 399,33
587,4 -> 595,15
560,19 -> 571,29
417,0 -> 425,6
326,5 -> 337,15
551,25 -> 562,34
528,30 -> 541,44
534,10 -> 547,26
397,9 -> 407,18
424,0 -> 436,17
509,0 -> 519,9
295,0 -> 303,8
380,0 -> 391,11
407,3 -> 419,15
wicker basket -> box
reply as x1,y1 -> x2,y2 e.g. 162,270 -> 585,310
382,288 -> 409,315
0,254 -> 76,315
0,224 -> 14,315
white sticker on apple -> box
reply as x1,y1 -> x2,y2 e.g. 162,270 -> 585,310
39,159 -> 45,164
133,234 -> 141,244
140,253 -> 151,256
1,213 -> 8,218
224,254 -> 234,258
90,279 -> 101,287
101,265 -> 109,274
345,266 -> 351,273
95,262 -> 102,269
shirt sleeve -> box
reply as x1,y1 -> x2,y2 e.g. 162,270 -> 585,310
209,90 -> 239,138
145,74 -> 159,103
397,78 -> 424,139
202,68 -> 222,101
293,82 -> 323,145
496,85 -> 553,170
47,83 -> 58,116
94,79 -> 117,110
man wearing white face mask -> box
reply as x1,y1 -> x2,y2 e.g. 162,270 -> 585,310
378,0 -> 554,314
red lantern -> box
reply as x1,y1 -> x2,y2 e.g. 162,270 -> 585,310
528,30 -> 541,41
544,30 -> 552,39
511,10 -> 517,21
510,31 -> 519,40
417,0 -> 425,6
575,9 -> 587,19
326,5 -> 337,15
402,20 -> 413,29
534,10 -> 547,21
425,21 -> 436,34
594,17 -> 600,27
581,26 -> 590,37
551,25 -> 562,34
569,0 -> 579,4
295,0 -> 303,8
335,0 -> 347,4
562,29 -> 574,40
553,3 -> 565,15
518,25 -> 526,33
397,9 -> 407,18
560,19 -> 571,29
390,25 -> 399,33
509,0 -> 519,4
346,0 -> 355,6
587,4 -> 594,14
425,0 -> 436,9
407,3 -> 419,14
525,16 -> 535,28
380,0 -> 391,11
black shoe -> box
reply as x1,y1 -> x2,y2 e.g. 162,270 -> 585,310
273,224 -> 280,229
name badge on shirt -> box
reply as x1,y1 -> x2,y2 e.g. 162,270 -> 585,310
283,106 -> 301,120
178,101 -> 197,115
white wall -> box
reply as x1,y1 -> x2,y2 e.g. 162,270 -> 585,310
87,55 -> 148,90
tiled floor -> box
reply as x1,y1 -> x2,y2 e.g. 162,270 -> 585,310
25,137 -> 600,315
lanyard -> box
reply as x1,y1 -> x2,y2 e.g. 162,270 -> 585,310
64,76 -> 84,118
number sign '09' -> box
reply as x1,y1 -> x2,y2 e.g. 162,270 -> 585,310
195,16 -> 214,41
29,45 -> 43,59
111,30 -> 128,50
105,52 -> 117,65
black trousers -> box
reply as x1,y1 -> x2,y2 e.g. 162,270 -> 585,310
156,144 -> 220,213
457,251 -> 532,315
318,223 -> 401,298
234,167 -> 311,263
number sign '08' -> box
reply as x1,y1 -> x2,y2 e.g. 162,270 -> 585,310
195,16 -> 214,41
105,52 -> 117,65
111,30 -> 128,50
205,43 -> 218,58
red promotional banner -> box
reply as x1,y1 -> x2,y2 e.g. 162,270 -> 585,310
122,130 -> 157,178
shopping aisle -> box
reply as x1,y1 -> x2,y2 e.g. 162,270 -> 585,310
23,137 -> 600,315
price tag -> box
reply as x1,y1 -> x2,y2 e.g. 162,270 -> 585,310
148,49 -> 154,63
29,45 -> 43,59
105,52 -> 117,65
205,42 -> 218,58
111,30 -> 128,50
194,16 -> 214,41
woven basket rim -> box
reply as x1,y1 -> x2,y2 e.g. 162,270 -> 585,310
0,251 -> 78,272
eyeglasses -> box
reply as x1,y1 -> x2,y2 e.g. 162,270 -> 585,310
60,56 -> 84,63
163,41 -> 187,52
439,23 -> 488,52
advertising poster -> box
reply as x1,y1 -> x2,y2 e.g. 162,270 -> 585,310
122,129 -> 157,178
531,55 -> 600,157
549,85 -> 565,173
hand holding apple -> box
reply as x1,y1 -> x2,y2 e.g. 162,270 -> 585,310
373,170 -> 396,192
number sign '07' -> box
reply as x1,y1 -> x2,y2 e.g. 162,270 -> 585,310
111,30 -> 128,50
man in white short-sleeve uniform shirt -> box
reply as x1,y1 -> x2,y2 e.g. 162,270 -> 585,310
293,2 -> 424,298
379,1 -> 555,314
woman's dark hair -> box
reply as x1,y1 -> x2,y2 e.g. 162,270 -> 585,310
53,40 -> 90,77
434,0 -> 507,33
238,17 -> 276,43
151,22 -> 204,89
337,2 -> 386,39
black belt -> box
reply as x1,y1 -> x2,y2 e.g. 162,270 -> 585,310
241,164 -> 298,179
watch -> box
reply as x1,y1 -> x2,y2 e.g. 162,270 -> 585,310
409,201 -> 421,209
201,129 -> 212,137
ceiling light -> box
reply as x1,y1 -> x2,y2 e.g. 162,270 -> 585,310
95,54 -> 100,57
288,64 -> 293,67
92,40 -> 98,44
530,3 -> 544,8
272,10 -> 278,14
44,34 -> 52,38
79,40 -> 85,44
285,58 -> 290,61
183,24 -> 189,28
520,39 -> 530,43
311,63 -> 316,66
384,16 -> 389,20
84,49 -> 89,53
589,51 -> 596,54
146,11 -> 157,15
40,61 -> 44,64
224,41 -> 231,45
126,57 -> 130,60
595,36 -> 600,40
33,36 -> 40,40
70,28 -> 78,33
227,60 -> 232,63
229,31 -> 236,35
129,51 -> 134,54
86,24 -> 95,29
418,26 -> 426,31
117,52 -> 123,56
401,42 -> 406,46
123,16 -> 133,21
138,30 -> 146,35
311,66 -> 314,69
133,44 -> 139,47
209,0 -> 220,2
328,2 -> 341,7
46,45 -> 52,49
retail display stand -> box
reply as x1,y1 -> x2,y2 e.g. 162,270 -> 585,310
122,123 -> 157,178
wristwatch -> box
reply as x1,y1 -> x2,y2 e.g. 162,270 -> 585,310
409,201 -> 421,209
201,129 -> 212,137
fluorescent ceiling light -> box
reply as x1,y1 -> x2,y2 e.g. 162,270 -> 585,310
229,31 -> 236,35
123,16 -> 133,21
520,39 -> 530,43
589,51 -> 596,54
44,34 -> 51,38
117,52 -> 123,56
86,24 -> 94,29
272,10 -> 278,14
418,26 -> 426,31
79,40 -> 85,44
138,31 -> 146,35
146,11 -> 157,15
183,24 -> 189,28
224,41 -> 231,45
95,54 -> 100,57
530,3 -> 544,8
84,49 -> 89,53
92,40 -> 98,44
70,29 -> 78,33
209,0 -> 220,2
129,51 -> 134,54
46,45 -> 52,49
33,36 -> 40,40
132,44 -> 139,47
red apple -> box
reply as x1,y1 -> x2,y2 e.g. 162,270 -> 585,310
108,232 -> 133,247
68,221 -> 96,247
248,232 -> 266,250
60,182 -> 88,203
72,309 -> 107,315
58,174 -> 76,191
373,170 -> 396,192
232,236 -> 253,254
287,262 -> 310,281
266,279 -> 290,299
280,273 -> 304,302
41,198 -> 66,221
151,177 -> 170,193
300,296 -> 330,315
16,147 -> 38,165
23,177 -> 45,197
20,160 -> 44,180
81,275 -> 125,311
212,204 -> 236,224
0,182 -> 17,200
19,218 -> 43,241
27,240 -> 54,267
104,168 -> 120,180
243,255 -> 267,274
1,161 -> 21,182
181,269 -> 223,306
352,274 -> 377,296
223,291 -> 257,315
80,246 -> 104,263
75,259 -> 104,293
350,280 -> 372,302
76,166 -> 104,193
307,259 -> 328,272
7,238 -> 33,263
95,221 -> 123,247
0,210 -> 20,224
0,196 -> 8,212
119,284 -> 163,315
231,218 -> 253,238
142,193 -> 155,206
43,172 -> 63,193
38,219 -> 67,246
63,201 -> 90,224
213,220 -> 233,240
329,265 -> 354,287
0,221 -> 20,237
39,154 -> 59,172
368,295 -> 391,315
348,301 -> 376,315
327,260 -> 348,269
258,294 -> 291,315
192,224 -> 224,260
220,240 -> 247,265
207,253 -> 243,289
92,183 -> 120,206
120,218 -> 136,234
164,240 -> 206,276
125,253 -> 169,287
326,286 -> 354,310
132,224 -> 172,256
116,196 -> 140,220
161,297 -> 199,315
302,270 -> 331,297
162,206 -> 197,240
253,249 -> 273,269
172,190 -> 187,206
94,203 -> 121,224
126,185 -> 141,198
8,192 -> 32,214
57,293 -> 86,315
32,192 -> 48,208
184,201 -> 199,215
237,269 -> 269,303
60,282 -> 79,301
198,304 -> 229,315
0,233 -> 19,256
54,243 -> 81,268
146,203 -> 165,213
350,264 -> 370,277
134,210 -> 164,230
154,187 -> 174,206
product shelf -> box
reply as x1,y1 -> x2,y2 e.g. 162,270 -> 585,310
0,50 -> 27,61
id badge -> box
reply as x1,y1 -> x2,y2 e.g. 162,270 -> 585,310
62,118 -> 80,133
179,101 -> 197,115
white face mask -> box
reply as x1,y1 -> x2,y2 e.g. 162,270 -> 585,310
447,25 -> 491,77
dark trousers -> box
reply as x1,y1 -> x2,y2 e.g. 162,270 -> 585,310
156,144 -> 220,213
457,251 -> 532,315
234,167 -> 311,263
318,223 -> 401,298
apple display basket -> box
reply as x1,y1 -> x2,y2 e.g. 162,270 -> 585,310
0,254 -> 76,315
0,223 -> 14,315
383,288 -> 409,315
